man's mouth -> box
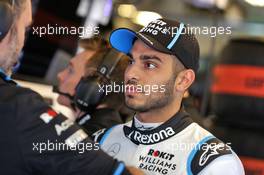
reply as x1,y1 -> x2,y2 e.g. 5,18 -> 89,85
125,85 -> 138,95
125,84 -> 146,96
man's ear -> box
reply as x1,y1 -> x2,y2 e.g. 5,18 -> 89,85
174,69 -> 195,92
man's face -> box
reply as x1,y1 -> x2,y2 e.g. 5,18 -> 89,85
125,40 -> 177,112
57,50 -> 95,108
0,0 -> 32,74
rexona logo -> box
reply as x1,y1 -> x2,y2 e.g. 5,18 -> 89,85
148,149 -> 175,161
128,127 -> 175,144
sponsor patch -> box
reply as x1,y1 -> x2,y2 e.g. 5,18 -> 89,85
106,143 -> 121,157
65,129 -> 88,147
55,119 -> 74,136
199,143 -> 223,166
40,109 -> 58,124
77,114 -> 91,125
92,128 -> 106,142
190,137 -> 232,175
138,149 -> 176,174
124,126 -> 175,145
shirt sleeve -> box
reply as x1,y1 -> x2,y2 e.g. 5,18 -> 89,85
14,88 -> 130,175
198,154 -> 245,175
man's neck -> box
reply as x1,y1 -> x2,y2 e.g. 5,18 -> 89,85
136,98 -> 182,123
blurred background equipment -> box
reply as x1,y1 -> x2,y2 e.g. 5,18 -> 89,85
15,0 -> 264,83
16,0 -> 114,81
244,0 -> 264,7
211,37 -> 264,129
210,37 -> 264,175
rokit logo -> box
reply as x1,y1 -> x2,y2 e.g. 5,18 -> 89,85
127,127 -> 175,144
148,149 -> 174,161
138,149 -> 176,175
55,119 -> 74,136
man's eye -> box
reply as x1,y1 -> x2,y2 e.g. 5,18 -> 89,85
144,62 -> 156,69
128,59 -> 135,65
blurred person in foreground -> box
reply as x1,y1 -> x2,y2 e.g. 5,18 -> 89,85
0,0 -> 141,174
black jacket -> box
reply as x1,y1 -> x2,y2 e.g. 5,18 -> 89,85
76,108 -> 123,136
0,72 -> 129,175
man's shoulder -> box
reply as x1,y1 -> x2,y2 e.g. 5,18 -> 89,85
0,81 -> 54,128
0,81 -> 43,101
178,122 -> 212,143
0,82 -> 48,115
92,120 -> 131,143
198,153 -> 245,175
185,123 -> 244,175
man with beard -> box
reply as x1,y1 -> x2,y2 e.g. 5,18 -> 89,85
0,0 -> 141,174
93,19 -> 245,175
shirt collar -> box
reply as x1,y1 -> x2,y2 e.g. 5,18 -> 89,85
133,116 -> 163,131
123,107 -> 193,145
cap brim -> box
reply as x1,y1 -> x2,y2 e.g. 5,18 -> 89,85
109,28 -> 137,55
110,28 -> 173,57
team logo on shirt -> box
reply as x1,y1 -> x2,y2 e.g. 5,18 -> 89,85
199,143 -> 225,166
190,137 -> 233,175
106,143 -> 121,157
124,126 -> 175,145
138,149 -> 176,174
92,128 -> 106,142
40,109 -> 58,124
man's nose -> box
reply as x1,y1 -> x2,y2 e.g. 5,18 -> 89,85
125,64 -> 140,82
57,71 -> 65,83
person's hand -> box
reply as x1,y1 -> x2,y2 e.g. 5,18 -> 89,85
127,166 -> 144,175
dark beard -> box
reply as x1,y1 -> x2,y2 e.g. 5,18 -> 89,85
125,75 -> 176,112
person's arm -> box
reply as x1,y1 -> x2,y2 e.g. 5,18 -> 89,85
15,88 -> 130,175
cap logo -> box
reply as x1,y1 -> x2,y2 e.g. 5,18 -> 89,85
139,19 -> 169,36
